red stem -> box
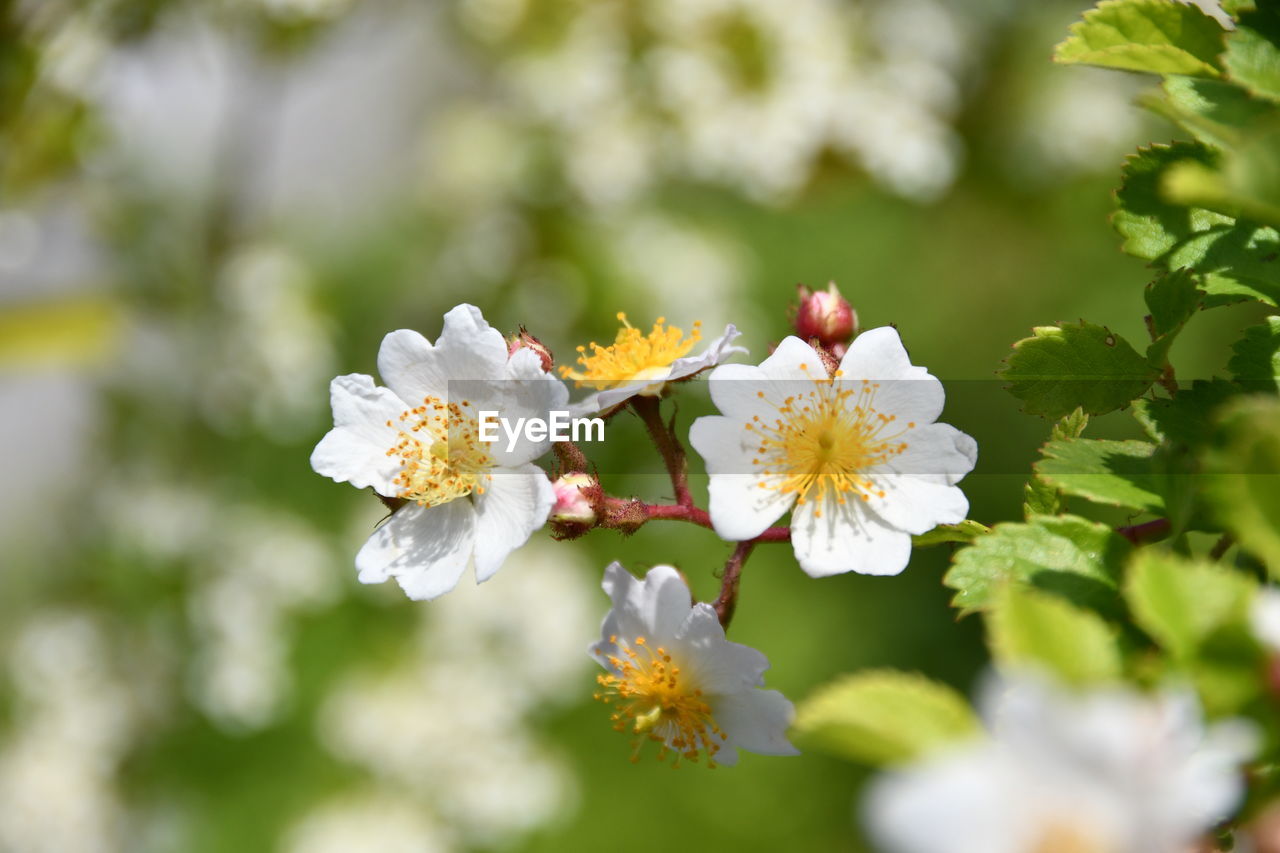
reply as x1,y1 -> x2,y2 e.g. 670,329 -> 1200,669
713,541 -> 756,628
640,502 -> 790,542
631,396 -> 694,507
1116,518 -> 1171,545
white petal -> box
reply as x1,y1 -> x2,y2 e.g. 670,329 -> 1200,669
838,327 -> 944,425
676,603 -> 770,693
664,323 -> 748,382
377,305 -> 508,407
713,689 -> 799,758
690,415 -> 793,540
864,476 -> 970,537
354,499 -> 476,600
791,496 -> 912,577
599,564 -> 692,647
883,422 -> 978,486
755,335 -> 826,382
472,371 -> 570,468
309,374 -> 404,496
471,463 -> 553,583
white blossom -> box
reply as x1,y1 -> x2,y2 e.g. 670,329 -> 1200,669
865,674 -> 1256,853
691,328 -> 976,577
311,303 -> 567,600
589,563 -> 797,767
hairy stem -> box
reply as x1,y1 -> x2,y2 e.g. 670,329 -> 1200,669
640,502 -> 790,542
1116,518 -> 1171,545
714,541 -> 756,628
631,395 -> 694,507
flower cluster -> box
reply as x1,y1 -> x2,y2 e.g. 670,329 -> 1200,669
311,286 -> 976,766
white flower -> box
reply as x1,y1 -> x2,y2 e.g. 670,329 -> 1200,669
589,563 -> 797,767
561,313 -> 746,416
1251,587 -> 1280,652
310,304 -> 567,600
689,328 -> 976,577
865,675 -> 1256,853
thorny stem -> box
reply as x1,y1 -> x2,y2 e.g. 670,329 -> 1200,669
553,439 -> 590,473
638,502 -> 791,542
714,541 -> 756,628
1209,534 -> 1234,561
1116,517 -> 1171,545
631,396 -> 694,507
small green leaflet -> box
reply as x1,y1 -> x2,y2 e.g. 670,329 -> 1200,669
790,670 -> 979,767
1228,315 -> 1280,392
1054,0 -> 1226,78
986,585 -> 1123,684
1034,438 -> 1166,513
1124,550 -> 1255,660
1000,322 -> 1157,419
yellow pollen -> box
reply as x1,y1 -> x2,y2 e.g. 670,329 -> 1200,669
752,376 -> 909,509
385,395 -> 494,507
559,313 -> 703,389
594,636 -> 726,768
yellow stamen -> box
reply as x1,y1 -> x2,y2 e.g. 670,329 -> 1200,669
594,635 -> 726,768
754,377 -> 912,511
385,396 -> 493,507
559,313 -> 702,390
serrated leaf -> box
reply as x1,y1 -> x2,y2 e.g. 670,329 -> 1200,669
1125,550 -> 1255,660
1229,315 -> 1280,392
791,670 -> 979,766
1146,269 -> 1205,337
1143,75 -> 1280,150
1223,6 -> 1280,102
1000,323 -> 1157,419
1054,0 -> 1226,77
945,515 -> 1131,616
1202,395 -> 1280,575
987,585 -> 1123,684
1025,410 -> 1091,519
912,520 -> 991,548
1133,379 -> 1241,446
1114,143 -> 1280,306
1035,438 -> 1166,513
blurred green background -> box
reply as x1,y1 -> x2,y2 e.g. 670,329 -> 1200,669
0,0 -> 1259,850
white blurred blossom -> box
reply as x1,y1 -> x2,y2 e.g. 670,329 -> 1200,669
316,539 -> 593,847
283,793 -> 454,853
865,674 -> 1257,853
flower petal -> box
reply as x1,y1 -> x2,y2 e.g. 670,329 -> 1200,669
470,368 -> 570,468
354,499 -> 476,600
309,374 -> 404,496
691,415 -> 793,540
837,327 -> 944,425
791,496 -> 912,577
377,304 -> 508,407
713,690 -> 800,758
471,463 -> 554,583
865,477 -> 969,536
676,603 -> 770,693
596,564 -> 692,652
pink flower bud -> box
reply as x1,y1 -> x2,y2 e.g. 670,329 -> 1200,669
793,282 -> 856,346
508,326 -> 555,373
550,472 -> 597,525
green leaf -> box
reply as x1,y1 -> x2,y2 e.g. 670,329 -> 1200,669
1223,6 -> 1280,102
1134,379 -> 1241,446
945,515 -> 1132,616
1054,0 -> 1226,77
791,670 -> 979,766
912,520 -> 991,548
1034,438 -> 1166,513
1025,409 -> 1092,518
1000,322 -> 1158,419
1125,550 -> 1255,660
1145,269 -> 1204,366
1113,143 -> 1280,305
1203,395 -> 1280,575
1229,315 -> 1280,392
987,584 -> 1123,684
1143,75 -> 1280,150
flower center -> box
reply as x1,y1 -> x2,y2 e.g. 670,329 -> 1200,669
748,373 -> 912,515
1031,821 -> 1112,853
594,635 -> 727,767
385,397 -> 493,507
560,313 -> 702,390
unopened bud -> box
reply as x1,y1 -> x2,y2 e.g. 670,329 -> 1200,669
550,472 -> 597,525
793,282 -> 856,346
508,326 -> 555,373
